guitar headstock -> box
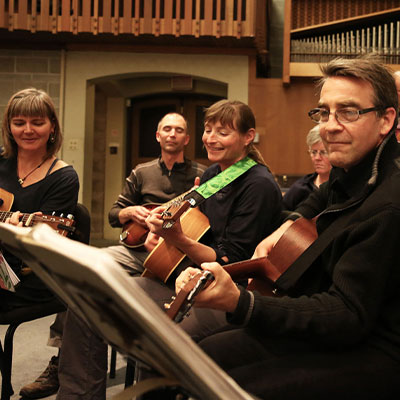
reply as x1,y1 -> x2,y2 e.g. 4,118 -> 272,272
31,214 -> 76,237
164,270 -> 214,322
161,200 -> 191,229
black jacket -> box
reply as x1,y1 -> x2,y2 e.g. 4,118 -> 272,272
230,133 -> 400,361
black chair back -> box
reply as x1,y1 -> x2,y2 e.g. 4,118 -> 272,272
71,203 -> 91,244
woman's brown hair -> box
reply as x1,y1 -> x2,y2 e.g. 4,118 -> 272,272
204,99 -> 267,166
1,88 -> 63,158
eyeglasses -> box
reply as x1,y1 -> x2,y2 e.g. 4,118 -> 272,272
308,107 -> 380,124
308,149 -> 328,158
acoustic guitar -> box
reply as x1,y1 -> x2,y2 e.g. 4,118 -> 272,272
119,189 -> 193,249
165,217 -> 318,322
0,188 -> 75,237
142,199 -> 210,281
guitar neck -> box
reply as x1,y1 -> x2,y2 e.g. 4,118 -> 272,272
0,211 -> 75,237
0,211 -> 37,225
0,188 -> 74,236
164,189 -> 193,208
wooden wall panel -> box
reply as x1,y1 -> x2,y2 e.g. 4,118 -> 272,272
248,59 -> 317,175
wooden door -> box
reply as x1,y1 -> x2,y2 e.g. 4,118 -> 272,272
127,94 -> 222,174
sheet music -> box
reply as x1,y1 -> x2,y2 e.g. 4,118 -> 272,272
0,250 -> 20,292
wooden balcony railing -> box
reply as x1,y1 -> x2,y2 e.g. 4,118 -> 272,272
0,0 -> 265,41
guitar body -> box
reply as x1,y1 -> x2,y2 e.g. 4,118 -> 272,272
142,207 -> 210,282
225,218 -> 318,296
165,218 -> 318,320
0,188 -> 14,212
120,203 -> 160,249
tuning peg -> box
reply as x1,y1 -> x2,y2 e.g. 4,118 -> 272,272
52,211 -> 56,216
163,296 -> 176,310
67,214 -> 73,219
60,213 -> 64,217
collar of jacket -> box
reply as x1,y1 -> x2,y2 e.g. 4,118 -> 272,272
323,131 -> 398,215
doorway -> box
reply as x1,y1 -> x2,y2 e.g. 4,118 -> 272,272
126,93 -> 223,174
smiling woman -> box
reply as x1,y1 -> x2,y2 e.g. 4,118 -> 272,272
0,86 -> 79,299
0,88 -> 80,398
146,99 -> 280,267
1,88 -> 69,188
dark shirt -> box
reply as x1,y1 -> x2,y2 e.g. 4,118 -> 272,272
282,172 -> 317,211
109,157 -> 206,227
0,156 -> 78,215
199,163 -> 282,264
0,155 -> 79,274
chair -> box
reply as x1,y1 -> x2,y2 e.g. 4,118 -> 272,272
109,347 -> 136,387
0,203 -> 91,400
0,223 -> 256,400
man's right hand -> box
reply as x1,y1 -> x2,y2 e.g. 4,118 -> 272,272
118,205 -> 151,227
252,220 -> 294,259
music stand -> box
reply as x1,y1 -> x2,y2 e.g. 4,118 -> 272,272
0,223 -> 255,400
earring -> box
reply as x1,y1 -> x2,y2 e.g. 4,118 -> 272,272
49,133 -> 56,143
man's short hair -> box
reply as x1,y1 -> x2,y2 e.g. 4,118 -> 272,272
319,56 -> 398,118
157,112 -> 188,134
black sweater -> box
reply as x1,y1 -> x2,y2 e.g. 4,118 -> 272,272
108,157 -> 206,227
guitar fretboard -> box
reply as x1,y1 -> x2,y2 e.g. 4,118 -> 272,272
164,190 -> 191,208
0,211 -> 36,225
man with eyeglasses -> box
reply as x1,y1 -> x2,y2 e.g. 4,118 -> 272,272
177,56 -> 400,399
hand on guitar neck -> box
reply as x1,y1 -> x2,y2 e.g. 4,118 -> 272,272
165,218 -> 317,322
119,188 -> 194,249
145,200 -> 216,268
145,202 -> 188,245
0,188 -> 75,237
5,210 -> 41,226
175,263 -> 241,313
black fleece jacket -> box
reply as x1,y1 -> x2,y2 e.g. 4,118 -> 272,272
229,133 -> 400,362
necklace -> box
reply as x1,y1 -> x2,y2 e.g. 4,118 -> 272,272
17,158 -> 48,186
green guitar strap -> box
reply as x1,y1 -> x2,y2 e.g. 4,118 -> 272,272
184,156 -> 257,207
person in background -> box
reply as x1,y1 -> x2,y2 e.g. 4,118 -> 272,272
106,112 -> 206,274
282,125 -> 331,210
174,56 -> 400,399
0,88 -> 79,399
